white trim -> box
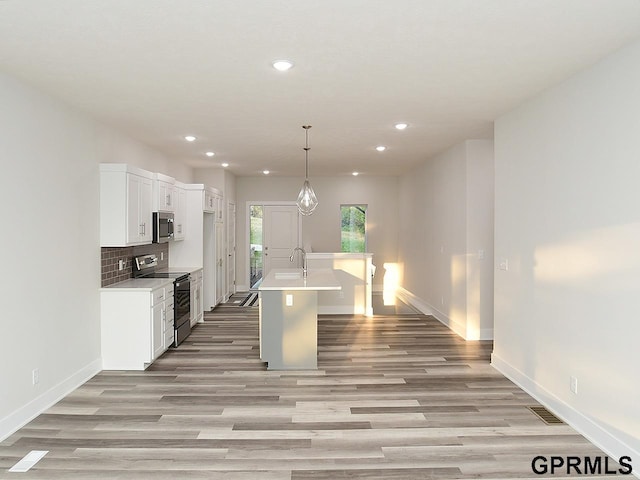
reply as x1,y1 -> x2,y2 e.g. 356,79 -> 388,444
396,287 -> 493,340
492,353 -> 640,478
396,287 -> 466,338
0,358 -> 102,442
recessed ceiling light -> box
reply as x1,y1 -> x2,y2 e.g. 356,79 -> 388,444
376,146 -> 386,152
272,60 -> 293,71
263,170 -> 270,175
221,162 -> 229,168
352,172 -> 359,176
205,151 -> 215,157
394,123 -> 408,130
184,135 -> 197,142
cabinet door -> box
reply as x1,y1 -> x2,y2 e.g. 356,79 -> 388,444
139,177 -> 153,243
190,282 -> 197,326
127,173 -> 153,245
174,187 -> 186,240
126,174 -> 141,244
196,277 -> 203,323
157,182 -> 176,212
151,302 -> 164,360
164,298 -> 175,348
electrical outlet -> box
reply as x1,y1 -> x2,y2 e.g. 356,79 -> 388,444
477,249 -> 485,260
118,259 -> 124,271
499,258 -> 509,271
570,376 -> 578,395
161,252 -> 164,261
32,369 -> 39,386
285,294 -> 293,307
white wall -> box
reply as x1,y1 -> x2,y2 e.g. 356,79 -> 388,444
97,128 -> 193,183
235,175 -> 399,290
466,140 -> 495,339
193,167 -> 237,208
493,39 -> 640,460
397,140 -> 494,340
0,73 -> 188,440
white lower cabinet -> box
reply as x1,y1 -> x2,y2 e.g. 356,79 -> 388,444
190,268 -> 204,326
101,281 -> 174,370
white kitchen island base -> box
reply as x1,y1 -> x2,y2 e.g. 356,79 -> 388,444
258,268 -> 341,370
259,289 -> 319,369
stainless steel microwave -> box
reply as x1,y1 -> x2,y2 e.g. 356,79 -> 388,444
153,212 -> 174,243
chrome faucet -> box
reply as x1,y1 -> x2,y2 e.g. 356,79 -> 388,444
289,247 -> 307,278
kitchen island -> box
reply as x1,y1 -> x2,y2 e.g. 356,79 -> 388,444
258,268 -> 341,370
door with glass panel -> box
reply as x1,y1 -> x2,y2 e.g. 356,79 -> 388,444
249,204 -> 300,289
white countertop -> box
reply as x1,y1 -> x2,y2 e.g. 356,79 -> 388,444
259,268 -> 342,291
101,277 -> 174,292
101,266 -> 201,291
160,266 -> 202,274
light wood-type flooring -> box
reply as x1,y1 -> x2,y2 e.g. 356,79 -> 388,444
0,295 -> 611,479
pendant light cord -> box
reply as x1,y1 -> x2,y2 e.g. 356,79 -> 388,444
303,125 -> 311,180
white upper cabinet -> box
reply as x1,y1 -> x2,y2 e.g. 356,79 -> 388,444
203,187 -> 223,220
173,181 -> 187,241
100,164 -> 153,247
203,188 -> 216,213
153,173 -> 176,213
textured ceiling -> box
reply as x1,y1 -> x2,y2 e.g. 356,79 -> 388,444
2,0 -> 640,176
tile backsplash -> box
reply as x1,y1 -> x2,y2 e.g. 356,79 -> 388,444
101,243 -> 169,287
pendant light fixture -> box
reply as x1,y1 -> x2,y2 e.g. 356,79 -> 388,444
296,125 -> 318,216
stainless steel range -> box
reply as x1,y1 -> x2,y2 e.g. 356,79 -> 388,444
133,254 -> 191,346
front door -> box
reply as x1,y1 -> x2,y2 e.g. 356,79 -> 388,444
263,205 -> 300,279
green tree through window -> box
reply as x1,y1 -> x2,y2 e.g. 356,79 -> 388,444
341,205 -> 367,252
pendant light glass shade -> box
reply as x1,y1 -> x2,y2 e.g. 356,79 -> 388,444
297,179 -> 318,216
296,125 -> 318,215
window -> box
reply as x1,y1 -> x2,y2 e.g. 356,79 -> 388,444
341,204 -> 367,252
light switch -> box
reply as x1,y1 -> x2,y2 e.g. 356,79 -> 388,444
285,294 -> 293,306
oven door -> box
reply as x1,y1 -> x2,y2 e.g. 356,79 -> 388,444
173,275 -> 191,346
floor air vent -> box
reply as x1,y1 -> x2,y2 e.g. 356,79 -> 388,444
528,406 -> 565,425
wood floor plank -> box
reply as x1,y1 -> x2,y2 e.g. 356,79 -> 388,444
0,294 -> 615,478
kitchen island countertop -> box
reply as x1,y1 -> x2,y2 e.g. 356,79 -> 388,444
259,268 -> 341,291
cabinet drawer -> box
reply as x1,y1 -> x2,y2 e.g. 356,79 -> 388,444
164,302 -> 175,332
164,329 -> 175,349
152,288 -> 166,305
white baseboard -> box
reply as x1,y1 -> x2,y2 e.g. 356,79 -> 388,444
396,287 -> 493,341
0,358 -> 102,442
492,352 -> 640,477
396,287 -> 467,338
